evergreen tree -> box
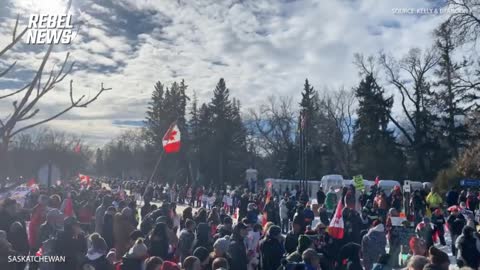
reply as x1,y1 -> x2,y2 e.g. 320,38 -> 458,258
352,74 -> 405,179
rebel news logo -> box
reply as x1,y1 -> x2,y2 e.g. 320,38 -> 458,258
25,14 -> 74,44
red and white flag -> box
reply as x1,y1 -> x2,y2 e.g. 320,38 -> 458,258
162,123 -> 181,153
26,178 -> 36,187
374,176 -> 380,186
328,200 -> 344,239
79,174 -> 91,186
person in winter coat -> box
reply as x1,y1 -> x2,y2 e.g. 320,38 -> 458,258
120,238 -> 149,270
8,221 -> 29,270
302,248 -> 322,270
426,188 -> 443,212
263,200 -> 277,224
447,207 -> 466,256
284,220 -> 302,254
227,223 -> 249,270
102,206 -> 116,250
292,204 -> 306,233
430,209 -> 446,246
303,205 -> 314,227
259,225 -> 284,270
338,242 -> 362,270
371,254 -> 392,270
54,217 -> 87,270
286,235 -> 313,262
325,187 -> 337,214
208,236 -> 232,270
423,246 -> 449,270
410,190 -> 426,224
390,186 -> 403,212
28,194 -> 49,251
37,209 -> 62,249
279,198 -> 289,233
361,221 -> 386,270
415,217 -> 435,249
374,191 -> 388,221
81,233 -> 113,270
446,188 -> 459,207
149,222 -> 171,260
455,225 -> 480,269
114,211 -> 136,259
193,222 -> 213,252
178,219 -> 196,262
317,187 -> 326,206
0,199 -> 22,239
95,195 -> 112,233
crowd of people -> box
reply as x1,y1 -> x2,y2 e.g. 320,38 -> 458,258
1,178 -> 480,270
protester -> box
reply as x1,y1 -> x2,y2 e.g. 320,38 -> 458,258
227,223 -> 248,270
361,221 -> 386,270
424,246 -> 450,270
259,225 -> 283,270
455,225 -> 480,269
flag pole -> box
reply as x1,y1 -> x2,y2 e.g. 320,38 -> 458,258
147,151 -> 164,185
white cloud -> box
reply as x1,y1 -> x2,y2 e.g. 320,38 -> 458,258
0,0 -> 456,145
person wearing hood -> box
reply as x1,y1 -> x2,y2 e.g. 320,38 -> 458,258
455,225 -> 480,269
228,223 -> 248,270
286,234 -> 313,263
259,225 -> 284,270
423,246 -> 449,270
178,219 -> 196,262
303,205 -> 315,227
81,233 -> 113,270
149,222 -> 171,260
120,238 -> 149,270
193,247 -> 210,270
361,221 -> 386,270
193,222 -> 213,252
54,216 -> 87,270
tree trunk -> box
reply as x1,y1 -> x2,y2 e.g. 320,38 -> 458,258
0,137 -> 10,181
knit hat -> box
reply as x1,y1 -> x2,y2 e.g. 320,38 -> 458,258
213,236 -> 230,254
193,247 -> 209,262
268,225 -> 282,238
89,233 -> 108,254
297,235 -> 312,252
127,238 -> 148,258
428,246 -> 449,265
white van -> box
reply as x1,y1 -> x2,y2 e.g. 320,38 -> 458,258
378,180 -> 401,195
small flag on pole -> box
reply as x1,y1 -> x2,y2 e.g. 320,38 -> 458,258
162,123 -> 181,153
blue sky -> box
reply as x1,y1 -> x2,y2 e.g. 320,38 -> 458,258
0,0 -> 450,145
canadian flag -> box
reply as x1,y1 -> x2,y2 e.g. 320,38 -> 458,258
79,174 -> 91,186
162,123 -> 181,153
327,200 -> 344,239
26,178 -> 36,187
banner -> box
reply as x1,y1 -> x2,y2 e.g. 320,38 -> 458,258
353,175 -> 365,191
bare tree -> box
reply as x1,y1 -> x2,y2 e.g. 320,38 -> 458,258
248,96 -> 296,156
0,15 -> 111,176
320,88 -> 356,175
446,0 -> 480,44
